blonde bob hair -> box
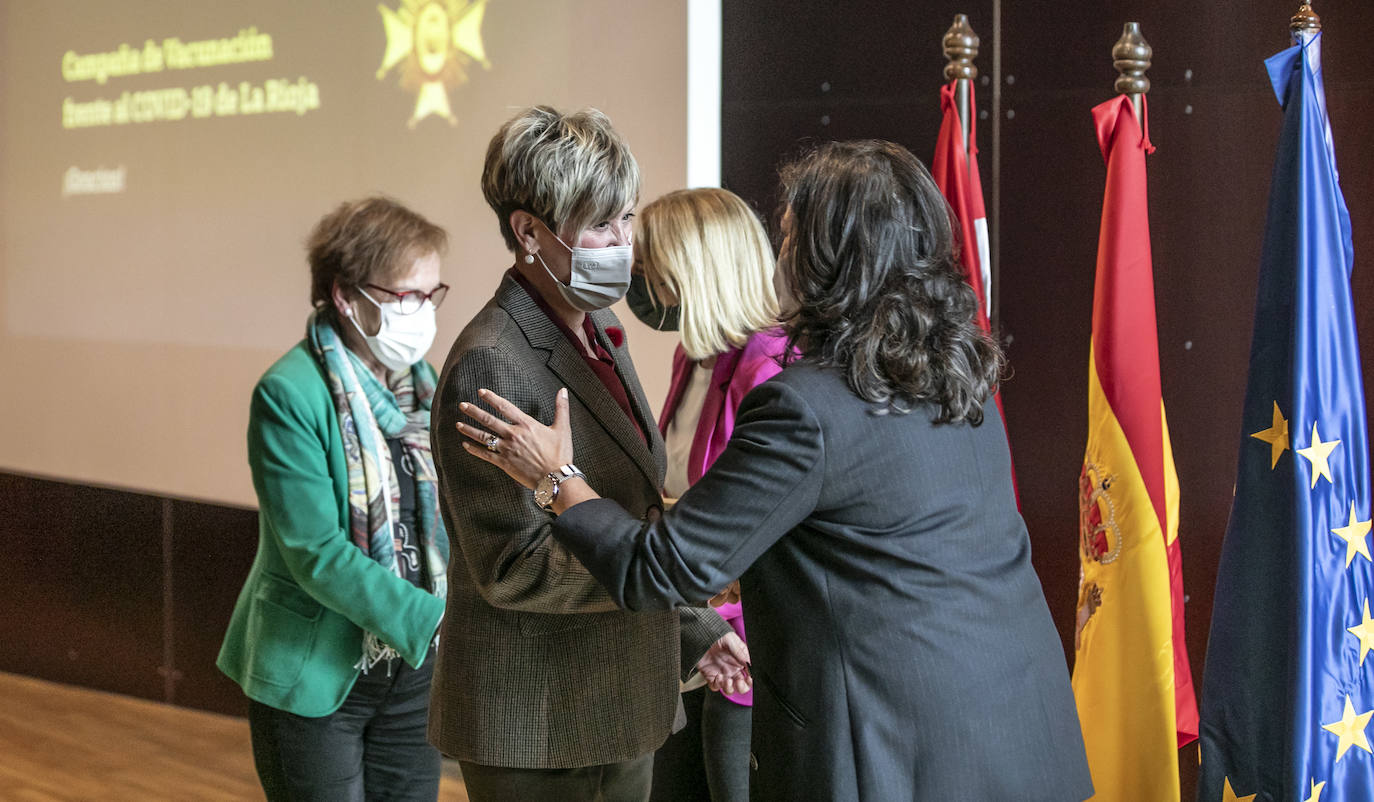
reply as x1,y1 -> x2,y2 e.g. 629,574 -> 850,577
636,188 -> 779,360
482,105 -> 640,251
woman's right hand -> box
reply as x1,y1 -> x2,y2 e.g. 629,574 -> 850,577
457,387 -> 574,490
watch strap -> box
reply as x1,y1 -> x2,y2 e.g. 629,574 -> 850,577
538,464 -> 584,510
553,463 -> 584,482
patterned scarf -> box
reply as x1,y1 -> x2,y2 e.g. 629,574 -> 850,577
307,309 -> 449,671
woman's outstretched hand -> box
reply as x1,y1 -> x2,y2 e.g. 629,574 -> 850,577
457,387 -> 574,489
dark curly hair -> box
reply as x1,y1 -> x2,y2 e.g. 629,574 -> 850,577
777,139 -> 1003,424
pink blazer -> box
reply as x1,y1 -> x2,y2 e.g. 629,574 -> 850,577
659,328 -> 790,706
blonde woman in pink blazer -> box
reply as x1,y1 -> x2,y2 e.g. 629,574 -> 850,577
624,187 -> 789,802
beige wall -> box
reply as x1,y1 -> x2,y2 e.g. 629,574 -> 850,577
0,0 -> 689,506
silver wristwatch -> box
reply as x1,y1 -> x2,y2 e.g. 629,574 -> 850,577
534,464 -> 585,511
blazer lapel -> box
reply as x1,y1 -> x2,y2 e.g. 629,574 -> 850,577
542,342 -> 651,487
495,275 -> 562,351
657,345 -> 694,435
589,312 -> 664,488
497,275 -> 661,489
689,347 -> 742,484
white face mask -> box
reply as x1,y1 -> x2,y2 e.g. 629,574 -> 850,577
347,290 -> 437,372
536,230 -> 634,312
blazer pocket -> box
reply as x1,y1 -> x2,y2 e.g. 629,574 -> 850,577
244,575 -> 323,687
756,669 -> 810,729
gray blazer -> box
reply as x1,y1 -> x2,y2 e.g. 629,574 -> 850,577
427,274 -> 727,769
554,363 -> 1094,800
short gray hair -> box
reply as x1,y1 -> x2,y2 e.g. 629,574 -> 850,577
482,106 -> 640,251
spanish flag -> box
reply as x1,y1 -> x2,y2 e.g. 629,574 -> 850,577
1072,94 -> 1198,801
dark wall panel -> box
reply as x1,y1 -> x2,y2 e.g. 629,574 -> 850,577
169,498 -> 258,716
993,79 -> 1103,656
0,472 -> 165,699
722,0 -> 996,222
0,471 -> 257,716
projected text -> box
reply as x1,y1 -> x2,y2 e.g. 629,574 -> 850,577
60,27 -> 319,129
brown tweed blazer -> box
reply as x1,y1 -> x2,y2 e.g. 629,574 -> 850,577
427,274 -> 728,769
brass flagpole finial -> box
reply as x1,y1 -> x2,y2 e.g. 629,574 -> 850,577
1112,22 -> 1152,97
943,14 -> 979,82
1291,3 -> 1321,33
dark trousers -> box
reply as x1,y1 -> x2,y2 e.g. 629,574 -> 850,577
459,753 -> 654,802
701,689 -> 751,801
651,687 -> 752,802
248,655 -> 441,802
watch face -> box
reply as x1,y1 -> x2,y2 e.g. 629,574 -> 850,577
534,475 -> 555,508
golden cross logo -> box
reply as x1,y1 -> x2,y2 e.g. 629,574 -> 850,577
377,0 -> 490,128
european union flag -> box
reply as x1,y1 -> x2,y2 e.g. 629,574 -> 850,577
1197,31 -> 1369,802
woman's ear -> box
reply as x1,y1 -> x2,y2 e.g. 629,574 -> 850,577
330,279 -> 353,319
509,210 -> 541,256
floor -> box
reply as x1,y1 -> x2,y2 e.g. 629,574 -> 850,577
0,671 -> 469,801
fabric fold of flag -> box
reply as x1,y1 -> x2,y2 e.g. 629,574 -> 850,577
931,79 -> 1019,500
1073,93 -> 1199,802
931,81 -> 992,331
1197,32 -> 1370,802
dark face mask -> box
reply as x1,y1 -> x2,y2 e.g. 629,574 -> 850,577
625,273 -> 681,332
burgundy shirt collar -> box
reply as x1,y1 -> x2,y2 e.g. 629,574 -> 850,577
506,269 -> 646,444
508,269 -> 612,360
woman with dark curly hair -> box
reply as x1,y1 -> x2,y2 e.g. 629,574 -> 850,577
453,140 -> 1093,801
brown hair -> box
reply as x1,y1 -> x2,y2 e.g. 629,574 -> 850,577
307,196 -> 447,312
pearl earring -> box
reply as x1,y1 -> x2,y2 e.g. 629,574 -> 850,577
524,253 -> 535,264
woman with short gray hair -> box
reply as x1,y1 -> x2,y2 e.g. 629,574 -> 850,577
428,106 -> 744,802
481,105 -> 641,260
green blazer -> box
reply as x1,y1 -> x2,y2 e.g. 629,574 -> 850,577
217,341 -> 446,717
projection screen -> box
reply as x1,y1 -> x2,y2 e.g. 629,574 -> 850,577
0,0 -> 717,506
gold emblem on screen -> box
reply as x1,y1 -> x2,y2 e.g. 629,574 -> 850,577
377,0 -> 490,128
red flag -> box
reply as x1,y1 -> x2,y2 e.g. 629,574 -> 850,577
932,82 -> 992,331
933,80 -> 1016,497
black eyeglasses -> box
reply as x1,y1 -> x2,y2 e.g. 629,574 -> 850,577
361,283 -> 449,314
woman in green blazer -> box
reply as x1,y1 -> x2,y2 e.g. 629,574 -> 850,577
218,196 -> 452,801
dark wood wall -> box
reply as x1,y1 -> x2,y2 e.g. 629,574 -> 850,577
0,472 -> 257,716
723,0 -> 996,230
722,1 -> 1373,798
